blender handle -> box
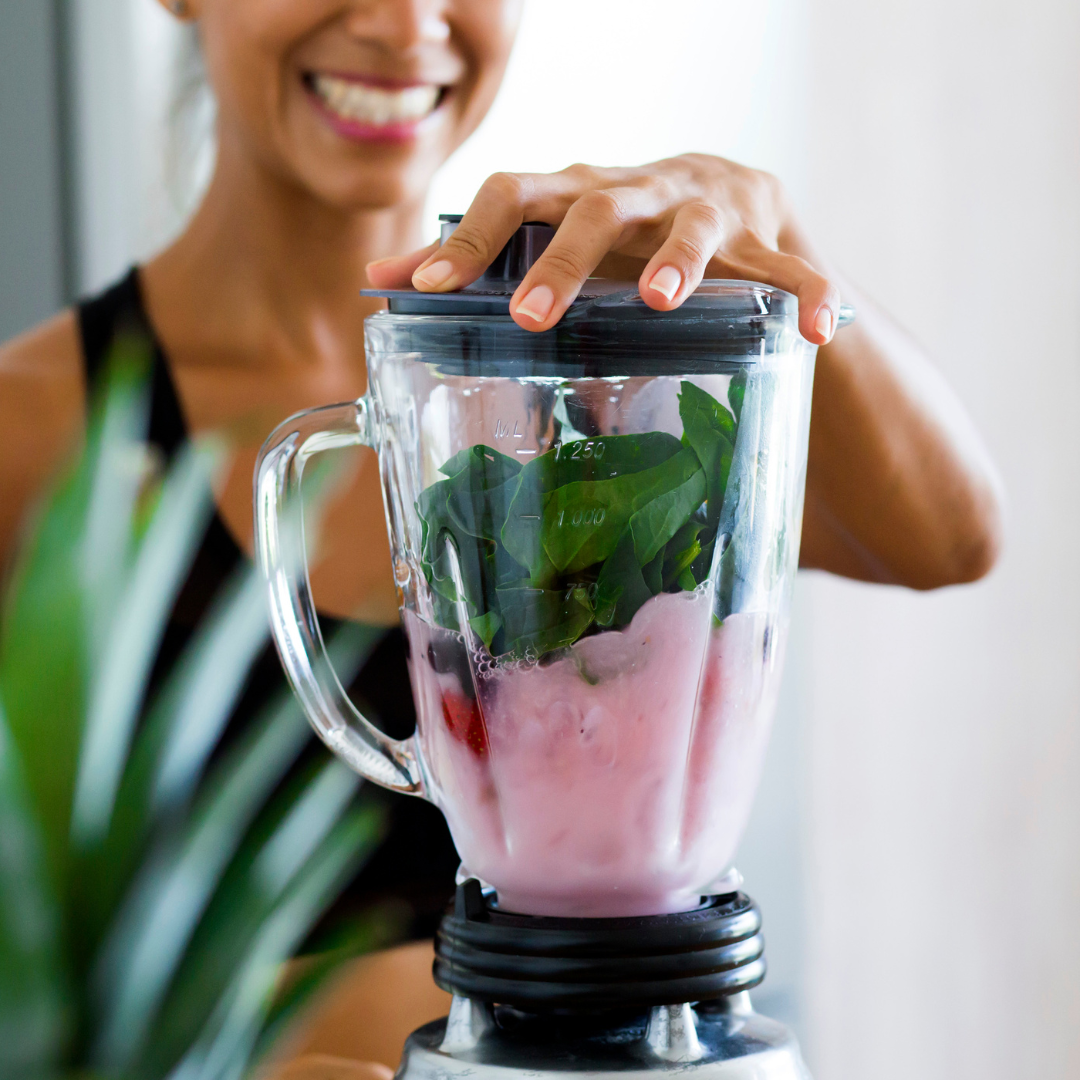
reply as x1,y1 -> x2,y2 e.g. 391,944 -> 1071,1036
254,399 -> 423,795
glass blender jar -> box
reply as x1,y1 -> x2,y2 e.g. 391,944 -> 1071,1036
255,220 -> 847,920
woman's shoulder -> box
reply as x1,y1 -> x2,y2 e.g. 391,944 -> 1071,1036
0,307 -> 84,387
0,309 -> 86,567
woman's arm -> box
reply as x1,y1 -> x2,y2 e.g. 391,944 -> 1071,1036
369,155 -> 1004,588
790,241 -> 1003,586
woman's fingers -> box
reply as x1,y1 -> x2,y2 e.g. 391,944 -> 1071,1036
720,242 -> 841,344
366,240 -> 441,290
508,187 -> 650,331
410,172 -> 564,292
637,202 -> 726,311
399,158 -> 839,343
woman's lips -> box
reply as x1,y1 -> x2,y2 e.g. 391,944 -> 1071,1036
306,73 -> 445,142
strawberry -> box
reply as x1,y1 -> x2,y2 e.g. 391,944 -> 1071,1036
441,690 -> 489,757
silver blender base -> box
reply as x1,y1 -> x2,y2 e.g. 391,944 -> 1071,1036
396,993 -> 811,1080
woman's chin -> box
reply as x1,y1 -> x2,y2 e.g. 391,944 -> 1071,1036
299,162 -> 437,215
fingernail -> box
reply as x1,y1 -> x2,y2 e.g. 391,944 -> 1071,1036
413,259 -> 455,290
514,284 -> 556,323
814,307 -> 834,342
647,265 -> 682,302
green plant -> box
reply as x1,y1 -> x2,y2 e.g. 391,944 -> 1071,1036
0,339 -> 387,1079
417,377 -> 744,657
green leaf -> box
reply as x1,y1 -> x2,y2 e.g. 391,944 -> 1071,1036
0,458 -> 90,899
252,905 -> 401,1066
662,519 -> 705,591
89,689 -> 315,1071
728,370 -> 747,423
642,548 -> 665,597
594,531 -> 652,630
541,448 -> 702,573
79,336 -> 155,660
681,379 -> 736,442
0,358 -> 151,899
439,443 -> 521,484
0,706 -> 65,1078
71,438 -> 222,847
629,466 -> 706,566
679,381 -> 736,527
500,433 -> 682,580
497,584 -> 594,658
468,611 -> 503,651
138,800 -> 383,1080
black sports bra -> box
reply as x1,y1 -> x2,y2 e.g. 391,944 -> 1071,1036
76,268 -> 460,940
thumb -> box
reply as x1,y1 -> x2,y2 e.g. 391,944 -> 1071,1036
366,241 -> 441,290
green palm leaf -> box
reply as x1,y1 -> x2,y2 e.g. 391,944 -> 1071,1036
72,437 -> 222,847
0,703 -> 65,1078
166,805 -> 381,1080
0,339 -> 391,1077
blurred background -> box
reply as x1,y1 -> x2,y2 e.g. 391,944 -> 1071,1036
2,0 -> 1077,1076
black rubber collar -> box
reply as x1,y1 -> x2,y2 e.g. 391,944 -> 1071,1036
433,880 -> 765,1010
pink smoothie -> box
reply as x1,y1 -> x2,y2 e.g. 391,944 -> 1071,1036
404,591 -> 782,917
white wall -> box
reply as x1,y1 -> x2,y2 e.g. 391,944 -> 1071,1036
799,1 -> 1080,1076
68,0 -> 205,293
425,0 -> 809,232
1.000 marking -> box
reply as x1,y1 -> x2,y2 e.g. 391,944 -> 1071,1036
557,507 -> 606,528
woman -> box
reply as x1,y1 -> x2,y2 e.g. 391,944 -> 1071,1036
0,0 -> 1003,1074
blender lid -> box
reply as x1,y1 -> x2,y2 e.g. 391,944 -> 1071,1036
361,214 -> 838,325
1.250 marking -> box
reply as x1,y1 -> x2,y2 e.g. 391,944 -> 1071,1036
556,439 -> 606,461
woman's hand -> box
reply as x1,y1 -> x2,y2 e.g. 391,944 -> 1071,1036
366,154 -> 841,343
368,154 -> 1003,589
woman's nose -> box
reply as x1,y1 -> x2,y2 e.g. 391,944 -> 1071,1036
341,0 -> 451,52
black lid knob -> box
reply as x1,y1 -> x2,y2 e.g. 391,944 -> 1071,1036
439,215 -> 555,283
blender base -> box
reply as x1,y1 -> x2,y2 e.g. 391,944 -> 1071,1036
395,882 -> 812,1080
396,993 -> 810,1080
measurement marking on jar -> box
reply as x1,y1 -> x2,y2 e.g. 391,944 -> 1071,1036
514,448 -> 538,456
494,419 -> 524,439
555,439 -> 606,461
557,507 -> 606,528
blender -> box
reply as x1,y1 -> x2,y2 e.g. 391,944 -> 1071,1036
255,217 -> 852,1078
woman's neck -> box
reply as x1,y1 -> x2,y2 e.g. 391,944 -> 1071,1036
145,135 -> 427,367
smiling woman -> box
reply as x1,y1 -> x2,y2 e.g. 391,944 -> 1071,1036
0,0 -> 1003,1073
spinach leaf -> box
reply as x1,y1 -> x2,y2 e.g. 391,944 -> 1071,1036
440,446 -> 525,553
728,370 -> 747,424
415,382 -> 744,658
468,610 -> 503,651
629,466 -> 706,565
594,530 -> 653,629
642,547 -> 665,597
541,448 -> 702,573
500,432 -> 682,581
662,518 -> 705,590
679,381 -> 736,528
439,443 -> 521,484
497,583 -> 594,658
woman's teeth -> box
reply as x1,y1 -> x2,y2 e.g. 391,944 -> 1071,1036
311,75 -> 441,126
